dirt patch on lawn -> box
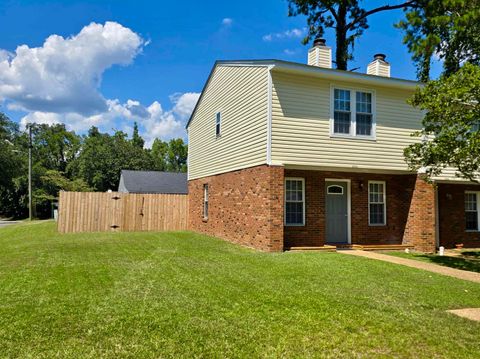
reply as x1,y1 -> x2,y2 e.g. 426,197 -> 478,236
447,308 -> 480,322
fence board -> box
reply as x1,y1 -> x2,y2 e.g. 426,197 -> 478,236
57,191 -> 188,233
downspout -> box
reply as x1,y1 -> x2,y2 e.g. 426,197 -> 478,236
266,65 -> 275,165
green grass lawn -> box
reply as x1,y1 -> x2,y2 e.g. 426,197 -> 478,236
388,250 -> 480,273
1,222 -> 480,358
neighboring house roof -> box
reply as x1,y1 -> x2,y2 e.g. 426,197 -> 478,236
118,170 -> 188,194
186,59 -> 422,129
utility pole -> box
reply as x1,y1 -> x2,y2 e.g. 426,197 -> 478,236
28,124 -> 32,221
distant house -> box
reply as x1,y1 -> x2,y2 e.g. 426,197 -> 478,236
118,170 -> 188,194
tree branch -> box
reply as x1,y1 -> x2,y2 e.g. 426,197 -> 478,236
347,1 -> 418,30
326,5 -> 338,22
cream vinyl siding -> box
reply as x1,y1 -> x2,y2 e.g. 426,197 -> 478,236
270,71 -> 423,171
188,65 -> 268,180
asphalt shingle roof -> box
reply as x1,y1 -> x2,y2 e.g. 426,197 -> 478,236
118,170 -> 188,194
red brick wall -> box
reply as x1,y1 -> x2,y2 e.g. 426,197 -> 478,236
188,165 -> 284,252
438,183 -> 480,248
284,170 -> 417,248
403,176 -> 437,252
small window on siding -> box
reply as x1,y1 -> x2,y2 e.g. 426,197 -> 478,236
215,112 -> 221,137
203,184 -> 209,220
369,181 -> 386,225
333,89 -> 351,134
465,192 -> 479,231
285,178 -> 305,226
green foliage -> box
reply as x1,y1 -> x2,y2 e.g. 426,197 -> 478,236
72,127 -> 154,191
151,138 -> 169,170
404,63 -> 480,181
1,221 -> 480,358
288,0 -> 416,70
397,0 -> 480,81
0,116 -> 189,218
151,138 -> 188,172
0,113 -> 27,218
132,121 -> 145,148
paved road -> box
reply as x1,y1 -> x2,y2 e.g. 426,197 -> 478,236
0,220 -> 19,228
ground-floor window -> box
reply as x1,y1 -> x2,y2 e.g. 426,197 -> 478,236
203,184 -> 209,220
368,181 -> 386,226
285,178 -> 305,226
465,191 -> 479,231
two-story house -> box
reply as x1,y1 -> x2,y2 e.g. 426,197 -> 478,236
186,38 -> 480,252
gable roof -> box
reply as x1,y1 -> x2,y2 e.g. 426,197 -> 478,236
186,59 -> 421,129
118,170 -> 188,194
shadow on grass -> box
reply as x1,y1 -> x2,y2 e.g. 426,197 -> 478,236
462,251 -> 480,258
415,254 -> 480,273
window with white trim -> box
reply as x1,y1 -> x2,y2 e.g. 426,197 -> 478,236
332,87 -> 375,138
215,112 -> 221,137
465,192 -> 479,231
203,184 -> 209,220
368,181 -> 386,225
333,89 -> 351,134
356,91 -> 373,136
285,178 -> 305,226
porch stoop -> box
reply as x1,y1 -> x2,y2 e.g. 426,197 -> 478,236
285,244 -> 414,252
285,245 -> 337,252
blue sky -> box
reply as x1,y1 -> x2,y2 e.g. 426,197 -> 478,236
0,0 -> 441,144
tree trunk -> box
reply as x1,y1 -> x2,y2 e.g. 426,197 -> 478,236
335,3 -> 348,70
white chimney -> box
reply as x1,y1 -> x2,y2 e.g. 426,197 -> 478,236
367,54 -> 390,77
308,38 -> 332,68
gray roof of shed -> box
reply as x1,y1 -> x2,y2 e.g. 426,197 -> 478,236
118,170 -> 188,194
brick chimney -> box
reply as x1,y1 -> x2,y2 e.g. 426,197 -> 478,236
367,54 -> 391,77
308,38 -> 332,68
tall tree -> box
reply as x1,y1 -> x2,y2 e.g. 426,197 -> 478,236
151,139 -> 169,171
288,0 -> 417,70
72,127 -> 154,191
166,138 -> 188,172
404,63 -> 480,181
132,121 -> 145,148
397,0 -> 480,81
0,113 -> 27,218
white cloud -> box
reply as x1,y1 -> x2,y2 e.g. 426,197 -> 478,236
262,28 -> 306,42
0,22 -> 200,145
0,21 -> 144,115
222,18 -> 233,26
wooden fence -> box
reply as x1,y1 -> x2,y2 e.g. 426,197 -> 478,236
57,191 -> 188,233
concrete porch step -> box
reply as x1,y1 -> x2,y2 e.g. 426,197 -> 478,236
286,245 -> 337,252
335,244 -> 415,251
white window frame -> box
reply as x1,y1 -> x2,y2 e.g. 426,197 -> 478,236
368,181 -> 387,226
203,184 -> 209,220
215,112 -> 221,137
284,177 -> 305,226
465,191 -> 480,232
330,85 -> 376,140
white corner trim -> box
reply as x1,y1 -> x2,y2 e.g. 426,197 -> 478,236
266,65 -> 274,165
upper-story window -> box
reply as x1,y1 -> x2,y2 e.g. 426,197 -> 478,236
215,112 -> 221,137
332,87 -> 375,139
